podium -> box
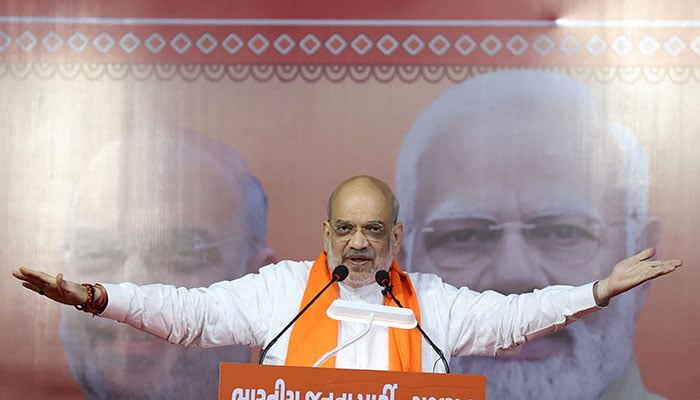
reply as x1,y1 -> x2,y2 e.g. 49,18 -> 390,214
219,363 -> 485,400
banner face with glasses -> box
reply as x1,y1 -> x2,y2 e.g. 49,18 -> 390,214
2,1 -> 699,399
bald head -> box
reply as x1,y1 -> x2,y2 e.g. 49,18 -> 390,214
327,176 -> 400,224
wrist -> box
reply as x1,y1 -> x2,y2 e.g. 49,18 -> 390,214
593,280 -> 610,307
75,283 -> 109,315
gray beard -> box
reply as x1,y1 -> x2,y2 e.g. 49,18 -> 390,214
60,314 -> 250,400
450,295 -> 637,400
327,246 -> 394,288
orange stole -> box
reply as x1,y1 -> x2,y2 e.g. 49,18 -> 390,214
285,252 -> 423,371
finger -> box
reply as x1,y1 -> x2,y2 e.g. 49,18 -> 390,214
19,267 -> 54,286
56,272 -> 68,296
656,259 -> 682,272
645,258 -> 682,269
11,269 -> 27,281
13,267 -> 35,282
21,281 -> 44,295
634,247 -> 656,262
56,273 -> 74,296
638,260 -> 680,281
18,266 -> 41,278
56,273 -> 64,293
16,271 -> 43,286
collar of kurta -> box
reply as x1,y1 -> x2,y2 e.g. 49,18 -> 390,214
285,251 -> 422,371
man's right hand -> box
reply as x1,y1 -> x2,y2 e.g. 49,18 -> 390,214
12,267 -> 89,306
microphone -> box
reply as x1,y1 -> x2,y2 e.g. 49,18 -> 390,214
375,269 -> 392,297
375,270 -> 451,373
258,264 -> 349,364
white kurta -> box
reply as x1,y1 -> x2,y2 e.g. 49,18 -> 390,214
100,259 -> 600,373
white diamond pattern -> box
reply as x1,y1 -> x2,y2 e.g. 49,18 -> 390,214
93,32 -> 115,53
248,33 -> 270,55
351,34 -> 373,55
585,35 -> 607,56
274,33 -> 295,55
638,35 -> 660,56
690,36 -> 700,56
402,34 -> 424,56
480,34 -> 502,56
16,31 -> 37,52
300,33 -> 321,55
1,27 -> 698,63
664,35 -> 686,57
196,33 -> 218,54
42,32 -> 63,52
611,35 -> 634,56
67,32 -> 89,53
377,34 -> 399,55
171,33 -> 193,54
560,35 -> 581,56
0,31 -> 11,52
455,34 -> 476,56
145,33 -> 166,54
429,34 -> 450,56
506,35 -> 528,56
222,33 -> 243,54
119,32 -> 140,54
325,33 -> 347,55
533,35 -> 555,55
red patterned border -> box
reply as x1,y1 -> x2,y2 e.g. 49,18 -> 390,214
2,17 -> 700,66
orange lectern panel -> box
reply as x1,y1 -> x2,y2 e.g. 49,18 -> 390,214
219,362 -> 485,400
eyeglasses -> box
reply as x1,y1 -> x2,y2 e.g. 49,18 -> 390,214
65,229 -> 247,275
330,220 -> 393,242
416,213 -> 625,269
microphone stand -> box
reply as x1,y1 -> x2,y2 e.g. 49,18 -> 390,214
378,274 -> 451,373
313,312 -> 376,367
258,265 -> 348,364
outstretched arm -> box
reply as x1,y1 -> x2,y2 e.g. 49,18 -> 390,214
12,265 -> 270,348
593,247 -> 682,306
12,266 -> 97,307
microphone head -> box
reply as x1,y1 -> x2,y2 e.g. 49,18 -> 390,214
332,265 -> 349,282
375,270 -> 390,287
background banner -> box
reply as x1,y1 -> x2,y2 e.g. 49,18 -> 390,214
2,1 -> 699,399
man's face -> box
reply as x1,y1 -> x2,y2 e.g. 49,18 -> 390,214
60,141 -> 254,399
405,118 -> 642,398
324,180 -> 402,288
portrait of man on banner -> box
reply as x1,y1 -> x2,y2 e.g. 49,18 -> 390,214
59,126 -> 274,399
396,69 -> 662,399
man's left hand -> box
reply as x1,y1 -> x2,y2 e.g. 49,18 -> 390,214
594,247 -> 682,306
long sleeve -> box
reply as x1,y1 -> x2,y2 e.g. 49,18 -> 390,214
410,272 -> 601,363
96,262 -> 603,372
99,260 -> 313,350
100,280 -> 261,348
